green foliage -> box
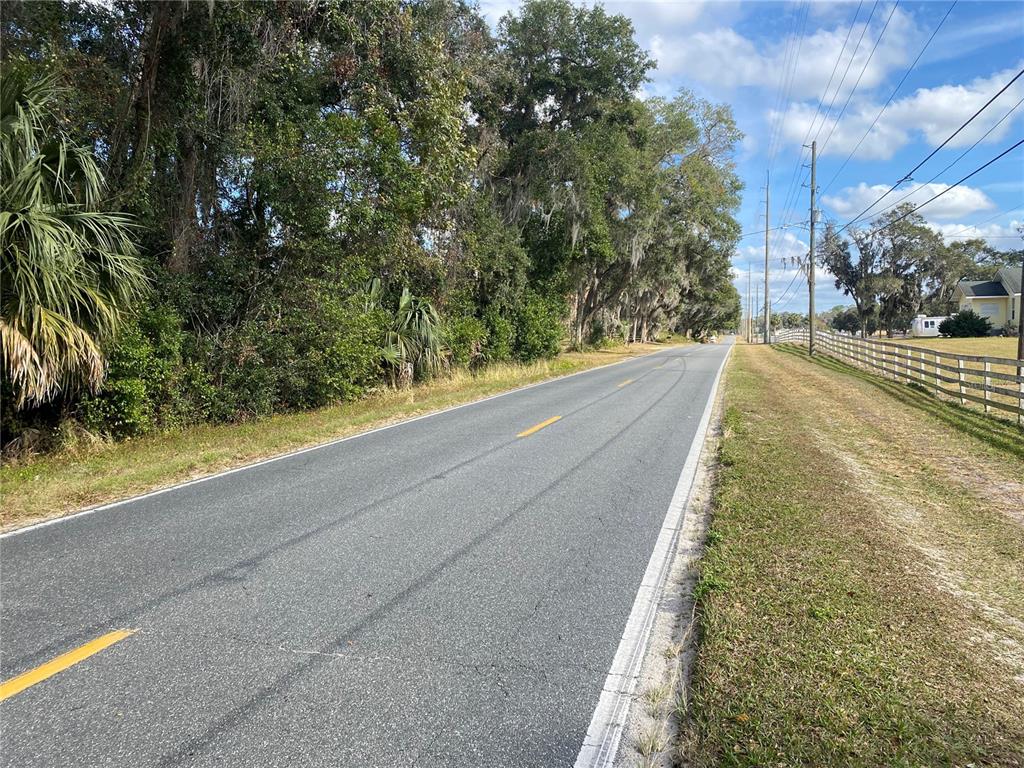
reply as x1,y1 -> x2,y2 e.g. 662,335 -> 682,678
482,307 -> 515,363
80,306 -> 210,437
1,0 -> 748,450
831,307 -> 877,336
446,316 -> 488,369
275,290 -> 386,410
0,64 -> 148,407
938,310 -> 992,338
512,292 -> 565,361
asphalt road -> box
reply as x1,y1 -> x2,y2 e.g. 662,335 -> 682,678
0,340 -> 731,767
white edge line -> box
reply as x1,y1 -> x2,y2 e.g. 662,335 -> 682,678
2,345 -> 695,541
573,340 -> 733,768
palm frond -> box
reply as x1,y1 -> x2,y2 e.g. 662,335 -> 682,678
1,65 -> 148,407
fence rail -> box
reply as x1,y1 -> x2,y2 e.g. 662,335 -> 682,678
774,329 -> 1024,424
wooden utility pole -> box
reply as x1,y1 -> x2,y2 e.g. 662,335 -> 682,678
754,282 -> 760,343
808,140 -> 817,356
749,268 -> 757,346
764,171 -> 771,344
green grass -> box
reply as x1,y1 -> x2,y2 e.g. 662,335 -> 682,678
684,344 -> 1024,767
1,341 -> 682,530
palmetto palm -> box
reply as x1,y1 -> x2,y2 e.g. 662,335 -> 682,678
365,280 -> 445,385
1,67 -> 148,407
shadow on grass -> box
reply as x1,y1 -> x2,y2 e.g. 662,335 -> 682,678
772,343 -> 1024,462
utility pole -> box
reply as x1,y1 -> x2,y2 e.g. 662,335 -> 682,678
754,282 -> 760,343
749,268 -> 757,346
808,140 -> 817,356
764,171 -> 771,344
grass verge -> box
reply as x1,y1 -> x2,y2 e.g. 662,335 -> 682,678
1,340 -> 684,531
684,344 -> 1024,767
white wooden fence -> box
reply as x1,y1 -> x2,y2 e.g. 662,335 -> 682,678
774,329 -> 1024,425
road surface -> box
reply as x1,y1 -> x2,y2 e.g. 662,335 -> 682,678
0,340 -> 731,767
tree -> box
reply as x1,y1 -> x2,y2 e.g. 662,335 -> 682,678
0,0 -> 746,446
1,67 -> 147,407
830,306 -> 876,336
817,221 -> 880,338
776,311 -> 806,328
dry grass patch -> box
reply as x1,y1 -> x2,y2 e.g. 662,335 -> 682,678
685,344 -> 1024,767
1,341 -> 680,530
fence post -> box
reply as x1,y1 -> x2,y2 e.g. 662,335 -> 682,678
935,353 -> 941,397
957,357 -> 966,405
983,361 -> 991,414
919,350 -> 926,384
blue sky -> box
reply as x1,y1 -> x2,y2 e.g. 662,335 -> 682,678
481,0 -> 1024,315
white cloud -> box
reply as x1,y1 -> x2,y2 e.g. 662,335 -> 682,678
932,219 -> 1024,246
651,5 -> 917,100
776,63 -> 1024,160
822,181 -> 996,221
607,0 -> 706,29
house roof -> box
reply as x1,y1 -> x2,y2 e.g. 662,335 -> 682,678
958,280 -> 1008,298
997,265 -> 1022,295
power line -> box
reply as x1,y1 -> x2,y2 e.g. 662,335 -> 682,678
843,93 -> 1024,225
767,2 -> 812,169
819,0 -> 957,196
773,267 -> 805,309
817,1 -> 899,157
768,2 -> 866,258
838,66 -> 1024,232
738,222 -> 809,240
811,1 -> 878,147
939,204 -> 1024,239
859,138 -> 1024,238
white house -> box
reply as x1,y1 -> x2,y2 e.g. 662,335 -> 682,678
910,315 -> 946,337
955,266 -> 1022,334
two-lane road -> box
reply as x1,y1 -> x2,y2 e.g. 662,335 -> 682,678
0,339 -> 732,767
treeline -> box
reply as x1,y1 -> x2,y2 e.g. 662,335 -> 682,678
0,0 -> 741,446
818,205 -> 1021,337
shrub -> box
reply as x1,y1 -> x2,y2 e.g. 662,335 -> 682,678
512,292 -> 565,362
207,289 -> 387,419
204,321 -> 279,422
447,316 -> 488,369
482,307 -> 514,362
80,305 -> 212,437
276,293 -> 386,409
938,309 -> 992,338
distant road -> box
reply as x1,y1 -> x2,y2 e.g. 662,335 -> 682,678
1,340 -> 732,767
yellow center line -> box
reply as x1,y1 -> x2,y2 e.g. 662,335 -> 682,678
0,629 -> 136,702
617,378 -> 633,388
517,415 -> 561,438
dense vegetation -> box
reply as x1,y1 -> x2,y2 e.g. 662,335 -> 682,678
0,0 -> 742,448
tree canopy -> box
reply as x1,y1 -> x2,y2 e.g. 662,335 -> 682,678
1,0 -> 744,445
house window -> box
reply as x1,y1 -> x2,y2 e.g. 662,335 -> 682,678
979,302 -> 999,318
